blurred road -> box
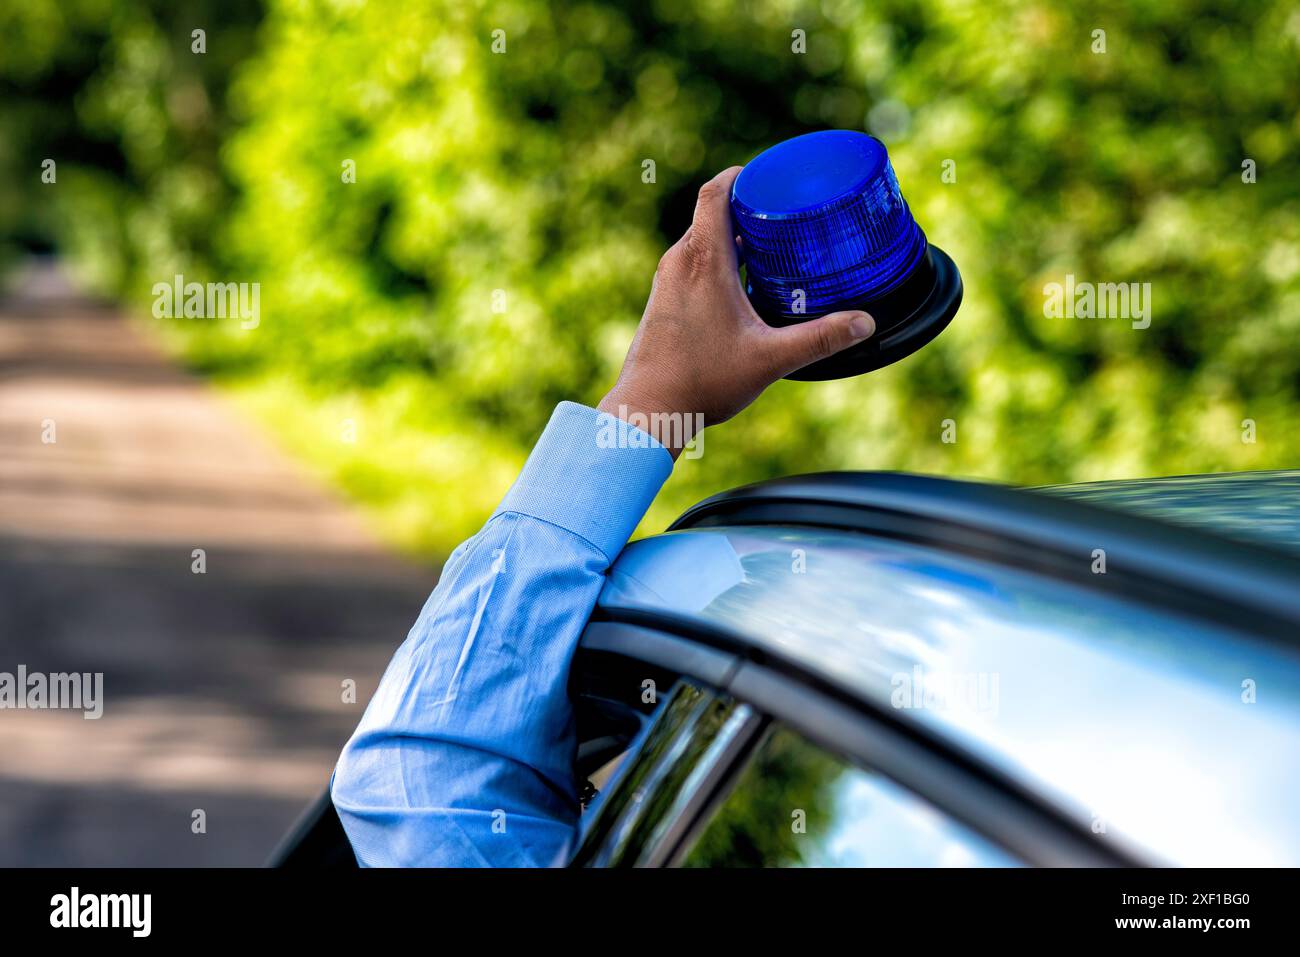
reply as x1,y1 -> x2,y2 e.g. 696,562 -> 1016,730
0,261 -> 434,865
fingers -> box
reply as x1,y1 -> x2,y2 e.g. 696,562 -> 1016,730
682,166 -> 744,269
761,310 -> 875,378
691,166 -> 742,241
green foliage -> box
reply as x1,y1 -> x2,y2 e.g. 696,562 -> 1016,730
684,726 -> 843,867
0,0 -> 261,282
3,0 -> 1299,558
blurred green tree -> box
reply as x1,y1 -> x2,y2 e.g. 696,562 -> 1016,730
3,0 -> 1297,557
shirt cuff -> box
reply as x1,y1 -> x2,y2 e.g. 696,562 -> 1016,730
492,401 -> 675,562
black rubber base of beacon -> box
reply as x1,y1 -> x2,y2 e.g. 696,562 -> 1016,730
750,245 -> 963,382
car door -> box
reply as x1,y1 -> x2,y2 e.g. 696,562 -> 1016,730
583,472 -> 1300,867
568,622 -> 1113,867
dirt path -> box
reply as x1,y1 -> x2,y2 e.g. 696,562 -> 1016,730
0,261 -> 434,865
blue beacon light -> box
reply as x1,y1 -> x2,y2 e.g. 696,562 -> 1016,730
731,130 -> 962,379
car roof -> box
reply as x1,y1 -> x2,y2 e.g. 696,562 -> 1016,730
666,470 -> 1300,632
1035,469 -> 1300,557
596,471 -> 1300,865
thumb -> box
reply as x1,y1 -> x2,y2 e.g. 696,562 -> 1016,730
763,310 -> 875,377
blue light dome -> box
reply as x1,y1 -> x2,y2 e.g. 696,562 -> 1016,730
731,130 -> 927,319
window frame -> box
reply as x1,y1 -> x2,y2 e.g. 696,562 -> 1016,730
568,674 -> 766,867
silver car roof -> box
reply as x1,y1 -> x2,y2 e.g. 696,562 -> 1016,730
1037,469 -> 1300,557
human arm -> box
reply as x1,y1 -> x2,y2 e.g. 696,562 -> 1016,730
330,166 -> 876,866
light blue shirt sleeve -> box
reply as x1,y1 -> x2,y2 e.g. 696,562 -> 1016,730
331,401 -> 674,866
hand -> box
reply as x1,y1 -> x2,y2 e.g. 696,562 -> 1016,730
598,165 -> 875,460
